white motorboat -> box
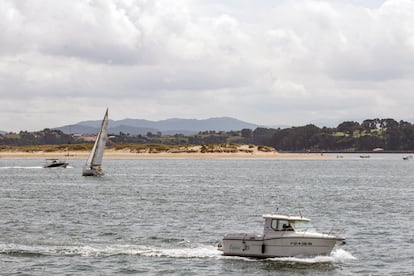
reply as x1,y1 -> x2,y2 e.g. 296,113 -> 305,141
82,108 -> 109,176
44,158 -> 68,168
218,212 -> 345,258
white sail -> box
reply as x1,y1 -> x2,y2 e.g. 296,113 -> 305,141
83,108 -> 108,176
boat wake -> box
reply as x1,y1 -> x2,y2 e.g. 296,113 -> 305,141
0,242 -> 221,258
0,243 -> 354,264
0,166 -> 43,169
265,249 -> 356,264
0,166 -> 73,169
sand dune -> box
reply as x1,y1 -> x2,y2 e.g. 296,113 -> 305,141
0,146 -> 329,159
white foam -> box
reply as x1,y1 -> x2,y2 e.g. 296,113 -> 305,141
0,243 -> 356,263
0,243 -> 221,258
75,244 -> 221,259
330,248 -> 357,262
143,244 -> 221,258
0,166 -> 43,169
266,248 -> 356,264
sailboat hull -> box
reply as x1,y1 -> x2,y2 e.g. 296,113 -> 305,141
82,167 -> 104,176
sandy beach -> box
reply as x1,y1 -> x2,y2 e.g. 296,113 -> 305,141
0,148 -> 330,159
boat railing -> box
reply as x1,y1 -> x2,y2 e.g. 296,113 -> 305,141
320,227 -> 345,237
294,226 -> 344,238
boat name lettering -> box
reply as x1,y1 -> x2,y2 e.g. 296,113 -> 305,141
242,244 -> 250,251
290,241 -> 313,246
229,244 -> 241,250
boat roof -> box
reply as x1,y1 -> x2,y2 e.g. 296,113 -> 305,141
262,213 -> 311,221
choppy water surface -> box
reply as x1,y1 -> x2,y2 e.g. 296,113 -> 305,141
0,155 -> 413,275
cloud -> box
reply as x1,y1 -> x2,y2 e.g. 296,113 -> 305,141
1,0 -> 414,131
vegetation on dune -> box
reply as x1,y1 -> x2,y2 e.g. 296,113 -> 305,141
0,143 -> 276,154
111,143 -> 184,153
0,144 -> 92,152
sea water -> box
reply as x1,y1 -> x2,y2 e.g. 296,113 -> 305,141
0,155 -> 413,275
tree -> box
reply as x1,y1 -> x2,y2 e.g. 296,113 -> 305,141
385,127 -> 401,150
336,121 -> 360,135
253,128 -> 276,146
361,119 -> 377,132
241,128 -> 252,140
357,135 -> 383,151
270,124 -> 320,151
381,118 -> 398,129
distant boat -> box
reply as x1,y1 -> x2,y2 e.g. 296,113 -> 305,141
44,158 -> 68,168
360,155 -> 370,159
82,109 -> 109,176
402,155 -> 413,160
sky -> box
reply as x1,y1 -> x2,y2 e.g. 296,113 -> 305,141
1,0 -> 414,132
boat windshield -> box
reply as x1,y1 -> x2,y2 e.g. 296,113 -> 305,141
290,220 -> 315,232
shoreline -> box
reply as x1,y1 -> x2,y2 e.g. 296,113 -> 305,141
0,150 -> 331,159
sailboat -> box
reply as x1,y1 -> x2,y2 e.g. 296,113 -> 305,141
82,108 -> 109,176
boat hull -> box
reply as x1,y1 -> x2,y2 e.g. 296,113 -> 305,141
44,162 -> 68,168
82,167 -> 104,176
221,234 -> 340,258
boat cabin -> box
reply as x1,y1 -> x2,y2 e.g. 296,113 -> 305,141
262,214 -> 315,235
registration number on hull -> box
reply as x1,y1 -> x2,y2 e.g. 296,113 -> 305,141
290,241 -> 313,246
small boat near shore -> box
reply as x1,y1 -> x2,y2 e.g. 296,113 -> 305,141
43,159 -> 69,168
402,155 -> 413,160
218,212 -> 345,258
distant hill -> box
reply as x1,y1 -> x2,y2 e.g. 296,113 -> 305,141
54,117 -> 258,135
53,124 -> 99,135
0,130 -> 6,135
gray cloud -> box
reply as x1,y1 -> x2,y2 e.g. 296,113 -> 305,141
1,0 -> 414,131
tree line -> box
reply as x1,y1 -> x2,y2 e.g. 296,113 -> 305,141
1,118 -> 414,152
249,118 -> 414,152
